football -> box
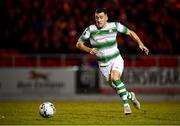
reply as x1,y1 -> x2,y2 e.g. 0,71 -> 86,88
39,102 -> 56,118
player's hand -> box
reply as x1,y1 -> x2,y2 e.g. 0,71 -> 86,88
90,48 -> 97,55
139,45 -> 149,55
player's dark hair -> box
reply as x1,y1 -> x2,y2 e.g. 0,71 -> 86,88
95,8 -> 108,15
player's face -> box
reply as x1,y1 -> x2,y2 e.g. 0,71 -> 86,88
95,12 -> 108,29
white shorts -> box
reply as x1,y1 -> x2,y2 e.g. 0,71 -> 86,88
99,55 -> 124,81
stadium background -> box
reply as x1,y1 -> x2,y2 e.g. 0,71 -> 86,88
0,0 -> 180,125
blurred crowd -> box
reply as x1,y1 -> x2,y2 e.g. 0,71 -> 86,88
0,0 -> 179,54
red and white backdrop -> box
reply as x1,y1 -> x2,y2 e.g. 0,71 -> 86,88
0,67 -> 180,100
99,67 -> 180,95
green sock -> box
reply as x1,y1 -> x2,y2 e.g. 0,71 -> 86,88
127,92 -> 132,100
113,80 -> 128,104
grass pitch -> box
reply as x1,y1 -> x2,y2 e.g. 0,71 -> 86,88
0,101 -> 180,125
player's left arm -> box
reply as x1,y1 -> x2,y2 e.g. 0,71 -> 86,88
127,29 -> 149,55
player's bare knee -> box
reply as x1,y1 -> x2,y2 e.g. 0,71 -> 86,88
110,73 -> 120,82
111,70 -> 120,78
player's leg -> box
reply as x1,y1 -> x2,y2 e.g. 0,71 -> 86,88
99,66 -> 131,114
110,77 -> 140,110
111,56 -> 140,112
111,79 -> 140,109
111,56 -> 133,114
127,92 -> 140,109
111,73 -> 140,110
110,70 -> 132,115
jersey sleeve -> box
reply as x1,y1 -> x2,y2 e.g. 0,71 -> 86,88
116,22 -> 129,35
78,27 -> 90,43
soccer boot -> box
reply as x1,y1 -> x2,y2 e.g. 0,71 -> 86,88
124,104 -> 132,115
131,92 -> 140,109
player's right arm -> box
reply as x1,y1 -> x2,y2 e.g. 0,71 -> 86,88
76,42 -> 97,55
76,27 -> 97,55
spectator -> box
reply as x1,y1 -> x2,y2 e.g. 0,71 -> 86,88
0,0 -> 179,54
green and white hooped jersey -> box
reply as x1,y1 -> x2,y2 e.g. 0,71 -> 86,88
79,22 -> 129,66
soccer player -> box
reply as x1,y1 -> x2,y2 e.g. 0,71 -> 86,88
76,8 -> 149,115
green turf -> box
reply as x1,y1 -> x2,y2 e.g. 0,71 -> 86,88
0,101 -> 180,125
